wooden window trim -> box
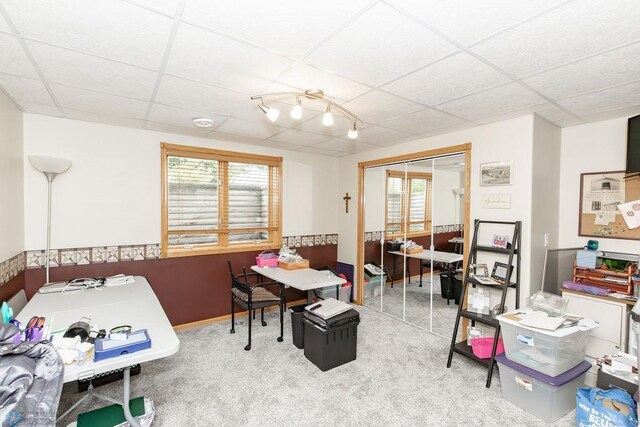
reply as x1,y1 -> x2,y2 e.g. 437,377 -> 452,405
385,170 -> 432,239
161,143 -> 283,258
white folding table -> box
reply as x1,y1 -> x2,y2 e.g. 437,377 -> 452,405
250,266 -> 346,304
389,250 -> 464,304
17,276 -> 180,426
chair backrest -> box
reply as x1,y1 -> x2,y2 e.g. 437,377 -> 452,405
227,260 -> 251,294
7,290 -> 27,316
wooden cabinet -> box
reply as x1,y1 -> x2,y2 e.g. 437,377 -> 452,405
562,290 -> 632,358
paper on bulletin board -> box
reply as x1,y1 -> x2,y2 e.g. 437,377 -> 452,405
617,199 -> 640,230
594,211 -> 616,225
582,173 -> 626,214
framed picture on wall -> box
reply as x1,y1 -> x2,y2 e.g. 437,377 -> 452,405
480,161 -> 513,186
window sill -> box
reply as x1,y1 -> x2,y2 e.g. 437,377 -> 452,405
162,242 -> 281,259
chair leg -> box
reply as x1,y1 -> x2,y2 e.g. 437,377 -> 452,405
253,309 -> 256,320
230,294 -> 235,334
245,305 -> 252,351
277,298 -> 284,342
261,308 -> 267,327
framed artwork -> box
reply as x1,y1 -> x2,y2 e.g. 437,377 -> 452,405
480,161 -> 513,186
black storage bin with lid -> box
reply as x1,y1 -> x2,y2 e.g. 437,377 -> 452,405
303,309 -> 360,371
289,304 -> 307,349
439,272 -> 451,300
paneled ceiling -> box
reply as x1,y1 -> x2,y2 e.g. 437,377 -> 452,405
1,0 -> 639,156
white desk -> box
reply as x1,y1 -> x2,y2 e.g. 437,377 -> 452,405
389,250 -> 464,303
17,276 -> 179,425
251,266 -> 346,304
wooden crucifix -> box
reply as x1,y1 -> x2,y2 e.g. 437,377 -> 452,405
343,192 -> 351,213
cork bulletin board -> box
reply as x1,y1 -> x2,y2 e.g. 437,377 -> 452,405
579,170 -> 640,240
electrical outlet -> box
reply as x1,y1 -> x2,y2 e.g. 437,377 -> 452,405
544,233 -> 550,247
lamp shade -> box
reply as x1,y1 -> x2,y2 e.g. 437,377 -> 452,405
28,156 -> 72,174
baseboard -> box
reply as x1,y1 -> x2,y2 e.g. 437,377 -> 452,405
173,298 -> 307,331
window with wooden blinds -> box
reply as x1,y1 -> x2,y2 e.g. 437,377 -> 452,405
161,143 -> 282,257
385,170 -> 432,239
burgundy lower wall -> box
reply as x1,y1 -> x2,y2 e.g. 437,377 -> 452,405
24,245 -> 337,326
364,231 -> 461,281
0,270 -> 25,303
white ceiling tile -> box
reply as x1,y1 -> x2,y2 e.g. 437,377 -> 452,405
305,3 -> 457,87
129,0 -> 181,14
144,121 -> 211,137
52,85 -> 150,119
342,90 -> 424,124
558,81 -> 640,116
215,117 -> 284,139
379,108 -> 467,134
554,117 -> 586,128
4,0 -> 174,69
581,105 -> 640,125
267,129 -> 331,146
472,0 -> 640,77
205,131 -> 263,145
182,0 -> 373,59
393,0 -> 564,45
382,52 -> 510,106
320,138 -> 381,153
293,113 -> 359,138
421,121 -> 476,137
523,42 -> 640,100
276,63 -> 371,101
16,101 -> 63,117
63,108 -> 145,129
27,42 -> 158,100
297,146 -> 347,156
0,12 -> 10,32
0,34 -> 38,78
355,125 -> 416,146
147,103 -> 227,129
166,23 -> 291,92
0,74 -> 53,105
475,103 -> 576,126
254,140 -> 302,151
437,83 -> 546,120
155,75 -> 248,116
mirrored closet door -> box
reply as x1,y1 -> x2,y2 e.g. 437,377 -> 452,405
361,152 -> 466,337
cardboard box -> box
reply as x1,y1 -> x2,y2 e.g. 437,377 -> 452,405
404,245 -> 423,255
279,259 -> 309,270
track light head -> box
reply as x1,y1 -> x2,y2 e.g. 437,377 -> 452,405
259,102 -> 279,122
347,123 -> 358,139
290,96 -> 302,120
322,105 -> 334,127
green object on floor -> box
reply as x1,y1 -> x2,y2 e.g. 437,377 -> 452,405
77,396 -> 145,427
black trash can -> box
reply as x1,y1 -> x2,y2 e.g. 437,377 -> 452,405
289,304 -> 307,349
439,272 -> 451,300
453,274 -> 463,305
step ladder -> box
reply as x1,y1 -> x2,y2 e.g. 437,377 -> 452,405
446,220 -> 521,388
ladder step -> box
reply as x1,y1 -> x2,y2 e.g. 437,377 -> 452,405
473,245 -> 518,255
467,277 -> 517,289
460,310 -> 499,327
452,341 -> 494,366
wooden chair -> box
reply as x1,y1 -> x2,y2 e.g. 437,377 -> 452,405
228,261 -> 285,351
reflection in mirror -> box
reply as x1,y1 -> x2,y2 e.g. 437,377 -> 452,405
363,166 -> 387,314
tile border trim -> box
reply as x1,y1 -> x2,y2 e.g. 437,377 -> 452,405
363,224 -> 464,242
21,234 -> 339,270
0,252 -> 26,287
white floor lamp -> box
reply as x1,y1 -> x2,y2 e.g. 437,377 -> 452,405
28,155 -> 72,284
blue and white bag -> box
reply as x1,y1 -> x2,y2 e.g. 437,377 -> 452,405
576,387 -> 638,427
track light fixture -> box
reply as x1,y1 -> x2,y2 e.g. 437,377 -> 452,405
251,89 -> 360,139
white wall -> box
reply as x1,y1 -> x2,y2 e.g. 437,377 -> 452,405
530,116 -> 561,295
339,115 -> 536,304
0,91 -> 24,261
559,116 -> 640,255
432,168 -> 464,226
22,114 -> 339,250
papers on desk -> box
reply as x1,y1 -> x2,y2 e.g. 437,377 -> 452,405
106,274 -> 135,286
